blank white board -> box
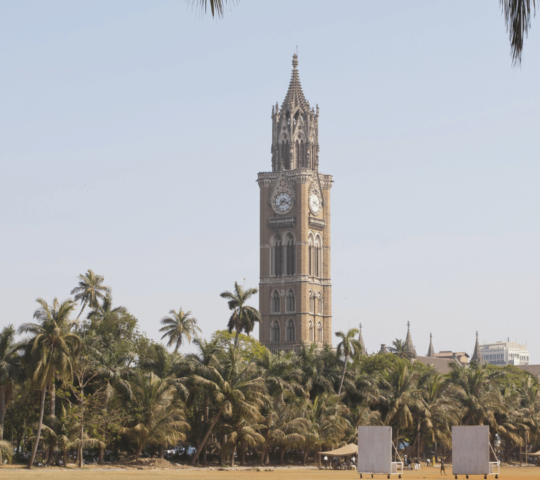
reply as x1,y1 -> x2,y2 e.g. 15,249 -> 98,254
357,426 -> 392,474
452,426 -> 490,475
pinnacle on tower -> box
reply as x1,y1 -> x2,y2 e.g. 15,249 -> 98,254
470,331 -> 484,364
404,321 -> 417,358
358,323 -> 366,356
427,332 -> 435,357
281,54 -> 309,113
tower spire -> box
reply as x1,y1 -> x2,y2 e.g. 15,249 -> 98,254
270,54 -> 319,172
471,330 -> 483,364
358,323 -> 366,356
404,321 -> 417,358
427,332 -> 435,357
281,53 -> 309,113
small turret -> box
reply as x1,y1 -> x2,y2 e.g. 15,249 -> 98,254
358,323 -> 366,356
427,332 -> 435,357
405,321 -> 417,359
470,331 -> 484,364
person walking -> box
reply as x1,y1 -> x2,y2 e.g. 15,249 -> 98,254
440,459 -> 446,475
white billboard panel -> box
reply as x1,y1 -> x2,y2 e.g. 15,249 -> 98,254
357,426 -> 392,474
452,426 -> 490,475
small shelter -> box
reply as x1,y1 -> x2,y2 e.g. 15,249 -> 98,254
319,444 -> 358,469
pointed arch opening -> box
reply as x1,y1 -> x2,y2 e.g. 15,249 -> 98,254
271,290 -> 280,314
317,321 -> 323,343
271,319 -> 280,343
286,232 -> 296,276
271,233 -> 283,277
317,291 -> 323,315
309,290 -> 315,313
309,319 -> 314,343
286,289 -> 296,313
286,318 -> 295,342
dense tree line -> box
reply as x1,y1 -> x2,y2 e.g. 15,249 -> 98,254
1,270 -> 539,468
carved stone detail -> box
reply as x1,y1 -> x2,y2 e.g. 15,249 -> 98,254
269,217 -> 296,229
309,217 -> 326,230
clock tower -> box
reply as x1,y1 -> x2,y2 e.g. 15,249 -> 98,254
257,54 -> 333,352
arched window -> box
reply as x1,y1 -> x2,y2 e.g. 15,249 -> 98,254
314,235 -> 323,278
281,141 -> 290,169
317,292 -> 323,315
286,289 -> 295,312
309,291 -> 315,313
309,320 -> 314,343
272,234 -> 283,277
272,290 -> 280,313
318,321 -> 323,343
308,234 -> 314,277
286,319 -> 295,342
271,319 -> 280,343
286,233 -> 295,275
295,140 -> 304,168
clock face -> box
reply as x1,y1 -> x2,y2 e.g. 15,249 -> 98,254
274,193 -> 292,213
309,193 -> 321,215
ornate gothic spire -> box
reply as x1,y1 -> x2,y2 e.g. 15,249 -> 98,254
405,321 -> 417,358
379,344 -> 388,354
358,323 -> 366,356
427,332 -> 435,357
271,54 -> 319,172
281,54 -> 310,113
471,331 -> 484,364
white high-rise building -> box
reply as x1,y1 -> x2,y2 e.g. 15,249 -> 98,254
480,340 -> 529,366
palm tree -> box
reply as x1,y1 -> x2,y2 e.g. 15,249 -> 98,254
193,0 -> 233,18
381,358 -> 419,445
450,363 -> 504,426
18,298 -> 82,469
71,269 -> 109,319
335,328 -> 361,395
302,393 -> 350,465
410,372 -> 461,459
122,371 -> 189,460
220,282 -> 261,347
389,339 -> 414,361
159,308 -> 201,353
190,346 -> 268,465
0,325 -> 22,447
500,0 -> 538,65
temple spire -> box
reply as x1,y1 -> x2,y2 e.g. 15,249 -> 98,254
405,321 -> 417,358
427,332 -> 435,357
471,331 -> 483,364
358,323 -> 366,356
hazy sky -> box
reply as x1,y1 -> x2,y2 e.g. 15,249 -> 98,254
1,1 -> 539,361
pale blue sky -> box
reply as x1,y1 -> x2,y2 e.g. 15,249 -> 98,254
1,1 -> 539,360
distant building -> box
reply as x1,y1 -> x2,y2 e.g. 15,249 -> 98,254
480,340 -> 529,366
417,332 -> 465,374
435,351 -> 470,365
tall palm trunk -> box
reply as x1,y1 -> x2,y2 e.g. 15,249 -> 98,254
27,389 -> 46,469
76,299 -> 88,319
46,380 -> 57,464
0,385 -> 4,464
191,407 -> 223,465
338,353 -> 349,395
78,385 -> 85,468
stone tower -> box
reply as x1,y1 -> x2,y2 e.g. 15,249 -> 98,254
258,54 -> 333,352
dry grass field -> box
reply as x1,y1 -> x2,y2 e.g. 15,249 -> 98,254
0,466 -> 538,480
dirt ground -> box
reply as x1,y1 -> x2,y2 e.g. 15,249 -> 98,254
0,465 -> 538,480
